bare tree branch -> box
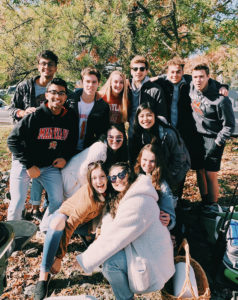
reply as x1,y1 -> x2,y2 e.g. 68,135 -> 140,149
136,1 -> 152,18
0,18 -> 33,35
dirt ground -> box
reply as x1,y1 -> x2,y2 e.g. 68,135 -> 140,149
0,137 -> 237,299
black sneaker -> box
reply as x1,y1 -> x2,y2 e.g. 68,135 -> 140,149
79,234 -> 95,248
32,210 -> 43,222
34,274 -> 51,300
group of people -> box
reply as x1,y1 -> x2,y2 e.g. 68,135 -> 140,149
6,50 -> 235,300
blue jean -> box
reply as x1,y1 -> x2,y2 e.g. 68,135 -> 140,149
30,179 -> 43,206
41,212 -> 66,272
102,249 -> 134,300
8,159 -> 64,232
30,179 -> 49,208
41,211 -> 90,272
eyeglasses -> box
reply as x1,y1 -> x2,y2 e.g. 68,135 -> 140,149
131,67 -> 146,72
108,169 -> 127,183
47,90 -> 67,96
107,135 -> 123,143
39,62 -> 56,68
88,160 -> 104,169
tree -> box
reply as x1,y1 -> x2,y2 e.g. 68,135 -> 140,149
0,0 -> 237,87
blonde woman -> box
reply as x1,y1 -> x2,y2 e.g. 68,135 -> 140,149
98,70 -> 128,123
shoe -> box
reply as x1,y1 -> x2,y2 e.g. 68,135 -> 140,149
34,274 -> 51,300
79,234 -> 95,248
32,210 -> 43,222
79,235 -> 91,247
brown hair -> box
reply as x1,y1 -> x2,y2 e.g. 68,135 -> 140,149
37,50 -> 58,65
134,144 -> 162,191
98,70 -> 128,121
87,161 -> 107,202
130,55 -> 149,70
192,63 -> 210,75
81,67 -> 101,82
167,57 -> 185,70
108,162 -> 135,218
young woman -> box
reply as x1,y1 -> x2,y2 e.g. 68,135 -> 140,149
75,162 -> 175,300
34,162 -> 108,300
134,144 -> 176,230
62,123 -> 128,198
98,70 -> 128,123
131,101 -> 191,197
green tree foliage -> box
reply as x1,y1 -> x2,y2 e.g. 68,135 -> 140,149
0,0 -> 237,87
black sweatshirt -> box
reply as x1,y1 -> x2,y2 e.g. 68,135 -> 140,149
7,101 -> 78,169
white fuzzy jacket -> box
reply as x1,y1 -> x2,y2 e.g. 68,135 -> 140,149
77,175 -> 175,294
61,141 -> 107,198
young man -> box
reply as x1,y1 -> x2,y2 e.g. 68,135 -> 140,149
9,50 -> 59,218
190,63 -> 235,204
7,78 -> 78,232
9,50 -> 58,122
128,55 -> 167,162
70,67 -> 110,151
153,57 -> 229,201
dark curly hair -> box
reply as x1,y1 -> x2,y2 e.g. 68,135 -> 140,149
108,162 -> 136,218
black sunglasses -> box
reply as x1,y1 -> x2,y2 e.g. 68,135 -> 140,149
131,67 -> 146,72
108,169 -> 127,183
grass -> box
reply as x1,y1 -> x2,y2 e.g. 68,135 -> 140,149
0,126 -> 12,172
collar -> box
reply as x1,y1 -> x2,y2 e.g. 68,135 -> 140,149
131,76 -> 150,91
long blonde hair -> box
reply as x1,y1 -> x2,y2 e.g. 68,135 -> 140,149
99,70 -> 128,122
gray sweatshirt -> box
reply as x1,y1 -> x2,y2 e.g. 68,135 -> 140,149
189,80 -> 235,145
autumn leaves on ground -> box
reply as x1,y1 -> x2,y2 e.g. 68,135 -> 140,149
0,126 -> 237,299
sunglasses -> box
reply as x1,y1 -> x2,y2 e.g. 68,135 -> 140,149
88,160 -> 104,169
131,67 -> 146,72
108,169 -> 127,183
107,135 -> 123,143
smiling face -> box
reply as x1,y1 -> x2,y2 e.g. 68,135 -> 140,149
82,74 -> 99,97
167,65 -> 183,84
131,63 -> 148,84
45,84 -> 67,115
192,69 -> 210,92
111,74 -> 124,96
109,166 -> 128,192
91,167 -> 107,194
138,108 -> 155,129
38,58 -> 57,80
107,127 -> 124,151
140,149 -> 156,175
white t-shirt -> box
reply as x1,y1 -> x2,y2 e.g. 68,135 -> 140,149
34,83 -> 46,107
77,97 -> 94,150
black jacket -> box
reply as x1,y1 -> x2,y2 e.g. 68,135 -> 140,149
9,76 -> 73,122
7,102 -> 78,169
9,76 -> 40,122
70,89 -> 110,149
154,75 -> 197,142
154,74 -> 229,143
128,79 -> 168,125
131,117 -> 191,185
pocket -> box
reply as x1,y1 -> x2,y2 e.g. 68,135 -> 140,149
126,244 -> 150,292
130,256 -> 150,292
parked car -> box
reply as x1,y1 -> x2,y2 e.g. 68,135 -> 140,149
0,98 -> 12,125
6,85 -> 16,95
0,89 -> 7,97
